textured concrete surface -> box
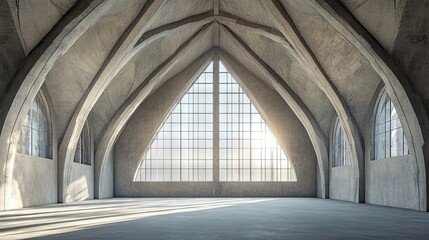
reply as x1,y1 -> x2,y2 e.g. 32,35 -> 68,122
67,162 -> 94,202
330,165 -> 356,202
1,198 -> 429,240
11,154 -> 57,209
366,155 -> 420,210
340,0 -> 407,54
0,0 -> 25,103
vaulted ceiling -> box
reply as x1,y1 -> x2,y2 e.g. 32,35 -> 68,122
1,0 -> 428,205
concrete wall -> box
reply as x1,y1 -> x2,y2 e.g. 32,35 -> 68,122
329,165 -> 357,202
67,162 -> 94,202
10,154 -> 57,209
114,57 -> 316,197
366,155 -> 420,210
119,182 -> 310,197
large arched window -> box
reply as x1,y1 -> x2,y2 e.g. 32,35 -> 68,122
135,61 -> 296,182
332,119 -> 351,167
18,92 -> 52,159
372,89 -> 408,160
74,122 -> 92,165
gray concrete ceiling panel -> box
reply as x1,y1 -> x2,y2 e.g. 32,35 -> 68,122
146,0 -> 212,31
161,28 -> 213,82
0,1 -> 25,102
339,0 -> 407,54
9,0 -> 77,55
223,27 -> 334,136
220,0 -> 278,30
90,25 -> 205,141
44,1 -> 145,140
220,31 -> 269,88
282,0 -> 380,134
90,62 -> 136,141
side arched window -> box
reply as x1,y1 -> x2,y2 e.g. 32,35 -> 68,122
372,90 -> 408,160
74,122 -> 92,165
332,119 -> 351,167
18,92 -> 52,159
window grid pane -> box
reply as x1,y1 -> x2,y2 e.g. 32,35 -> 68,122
372,90 -> 409,160
18,93 -> 52,159
135,61 -> 297,183
137,63 -> 214,182
218,62 -> 296,182
332,120 -> 351,168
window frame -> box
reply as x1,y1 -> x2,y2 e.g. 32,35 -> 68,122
18,91 -> 53,159
371,89 -> 408,160
74,122 -> 93,166
332,119 -> 351,168
135,60 -> 296,182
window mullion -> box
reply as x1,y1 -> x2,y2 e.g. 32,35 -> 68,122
213,58 -> 220,182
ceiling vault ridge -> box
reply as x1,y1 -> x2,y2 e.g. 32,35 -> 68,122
58,0 -> 167,203
213,0 -> 220,47
136,11 -> 215,47
94,23 -> 214,198
219,24 -> 329,199
262,0 -> 364,202
134,10 -> 295,51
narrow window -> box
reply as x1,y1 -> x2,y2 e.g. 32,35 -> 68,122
332,119 -> 351,167
18,92 -> 52,159
372,90 -> 408,160
74,122 -> 92,165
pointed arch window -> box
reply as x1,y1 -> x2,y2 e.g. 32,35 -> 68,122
332,119 -> 351,167
372,90 -> 408,160
136,60 -> 296,182
18,91 -> 52,159
74,122 -> 93,165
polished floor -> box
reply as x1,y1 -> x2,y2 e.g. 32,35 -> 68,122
1,198 -> 429,239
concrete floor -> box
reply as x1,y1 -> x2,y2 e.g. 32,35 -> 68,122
1,198 -> 429,240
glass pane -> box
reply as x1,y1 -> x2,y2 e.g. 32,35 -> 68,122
136,62 -> 214,182
18,93 -> 52,159
218,61 -> 296,182
332,121 -> 351,167
372,91 -> 408,160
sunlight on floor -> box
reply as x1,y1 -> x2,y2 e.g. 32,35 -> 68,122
0,198 -> 273,239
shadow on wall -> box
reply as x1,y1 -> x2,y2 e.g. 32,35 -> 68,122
67,176 -> 90,202
10,154 -> 57,209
